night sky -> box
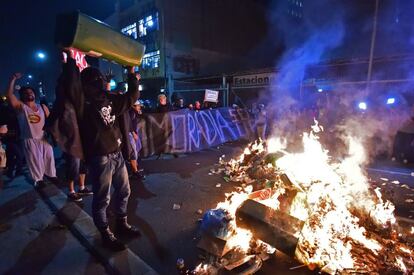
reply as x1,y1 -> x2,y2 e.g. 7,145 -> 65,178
0,1 -> 116,97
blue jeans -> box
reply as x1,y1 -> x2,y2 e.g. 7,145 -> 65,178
87,151 -> 131,229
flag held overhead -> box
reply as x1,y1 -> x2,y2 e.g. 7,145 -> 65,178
55,12 -> 145,66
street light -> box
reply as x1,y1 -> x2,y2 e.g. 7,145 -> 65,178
358,102 -> 367,110
36,51 -> 46,60
28,74 -> 33,79
386,97 -> 395,105
35,51 -> 47,98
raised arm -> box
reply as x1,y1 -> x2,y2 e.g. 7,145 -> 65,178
110,67 -> 140,116
58,51 -> 84,119
6,73 -> 23,110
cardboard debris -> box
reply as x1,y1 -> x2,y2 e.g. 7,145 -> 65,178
236,199 -> 304,257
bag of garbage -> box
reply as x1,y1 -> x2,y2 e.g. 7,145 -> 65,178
200,209 -> 232,239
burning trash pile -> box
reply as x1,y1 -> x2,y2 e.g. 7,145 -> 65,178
194,122 -> 414,274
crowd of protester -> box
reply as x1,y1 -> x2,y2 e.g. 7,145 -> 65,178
0,89 -> 252,188
0,55 -> 142,251
0,51 -> 233,252
152,93 -> 220,113
2,50 -> 410,252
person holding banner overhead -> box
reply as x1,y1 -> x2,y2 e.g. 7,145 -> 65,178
50,11 -> 146,251
50,54 -> 141,251
80,65 -> 142,251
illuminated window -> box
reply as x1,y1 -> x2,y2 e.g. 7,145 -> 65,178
142,50 -> 160,69
121,23 -> 137,39
138,12 -> 159,37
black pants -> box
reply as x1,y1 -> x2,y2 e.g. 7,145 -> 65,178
64,153 -> 87,181
5,140 -> 24,175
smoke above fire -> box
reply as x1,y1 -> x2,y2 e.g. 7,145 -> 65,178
257,0 -> 414,162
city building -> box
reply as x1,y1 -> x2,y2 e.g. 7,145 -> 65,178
101,0 -> 269,105
100,0 -> 414,108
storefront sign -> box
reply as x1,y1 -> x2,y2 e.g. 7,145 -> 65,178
204,89 -> 219,103
233,72 -> 277,87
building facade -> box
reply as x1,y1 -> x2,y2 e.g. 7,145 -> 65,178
101,0 -> 268,103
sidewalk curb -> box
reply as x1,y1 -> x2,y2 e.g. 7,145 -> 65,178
36,183 -> 158,275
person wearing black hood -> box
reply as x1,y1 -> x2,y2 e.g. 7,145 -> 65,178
48,54 -> 141,251
79,65 -> 141,251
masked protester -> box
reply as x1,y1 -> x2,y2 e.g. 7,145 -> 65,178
81,65 -> 142,250
48,54 -> 141,251
6,73 -> 56,187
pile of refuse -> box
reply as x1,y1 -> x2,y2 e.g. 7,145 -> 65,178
190,132 -> 414,274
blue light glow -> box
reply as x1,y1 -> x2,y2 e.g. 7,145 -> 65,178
317,88 -> 323,92
37,52 -> 46,59
358,102 -> 367,110
110,79 -> 116,89
386,97 -> 395,105
28,75 -> 33,79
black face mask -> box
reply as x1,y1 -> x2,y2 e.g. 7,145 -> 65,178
84,86 -> 105,99
91,77 -> 106,91
84,75 -> 108,97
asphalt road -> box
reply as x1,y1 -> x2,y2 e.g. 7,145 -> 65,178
54,141 -> 414,275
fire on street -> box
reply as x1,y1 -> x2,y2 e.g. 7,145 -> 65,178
69,126 -> 414,274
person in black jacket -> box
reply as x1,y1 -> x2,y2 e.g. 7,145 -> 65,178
79,65 -> 141,251
156,93 -> 172,113
48,54 -> 141,251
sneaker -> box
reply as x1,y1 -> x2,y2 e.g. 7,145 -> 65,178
100,228 -> 126,251
130,171 -> 146,180
68,192 -> 82,202
34,180 -> 46,188
115,217 -> 141,238
78,187 -> 93,196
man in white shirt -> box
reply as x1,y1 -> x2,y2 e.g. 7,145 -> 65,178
6,73 -> 56,187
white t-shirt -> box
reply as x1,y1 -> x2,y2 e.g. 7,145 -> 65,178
17,103 -> 45,140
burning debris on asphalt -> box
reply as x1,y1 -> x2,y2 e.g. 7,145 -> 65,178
194,121 -> 414,274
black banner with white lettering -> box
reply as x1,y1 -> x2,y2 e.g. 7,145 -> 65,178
137,108 -> 256,157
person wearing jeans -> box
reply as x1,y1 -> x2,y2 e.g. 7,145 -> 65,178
88,152 -> 130,228
51,54 -> 141,251
79,64 -> 141,251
